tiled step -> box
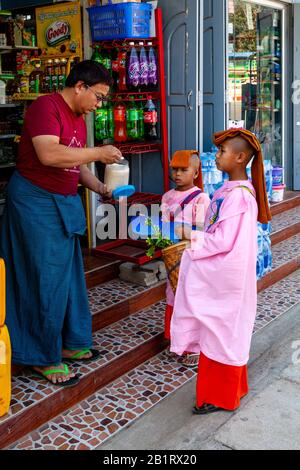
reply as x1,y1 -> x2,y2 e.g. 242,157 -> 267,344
270,191 -> 300,216
258,233 -> 300,292
89,279 -> 166,332
271,206 -> 300,245
0,301 -> 168,449
8,268 -> 300,450
83,252 -> 121,289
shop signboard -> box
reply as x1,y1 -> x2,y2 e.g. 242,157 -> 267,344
36,1 -> 82,57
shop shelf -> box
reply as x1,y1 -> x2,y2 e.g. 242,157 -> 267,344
0,162 -> 16,168
0,134 -> 17,139
0,103 -> 21,108
12,93 -> 47,101
91,38 -> 158,50
109,91 -> 160,101
99,141 -> 161,155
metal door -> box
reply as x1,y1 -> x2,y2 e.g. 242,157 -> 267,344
158,0 -> 201,156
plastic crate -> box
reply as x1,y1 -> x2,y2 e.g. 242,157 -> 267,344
87,1 -> 152,41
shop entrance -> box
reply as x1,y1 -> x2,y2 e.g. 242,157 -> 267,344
228,0 -> 284,168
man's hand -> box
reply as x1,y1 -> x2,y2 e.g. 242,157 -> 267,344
96,145 -> 123,164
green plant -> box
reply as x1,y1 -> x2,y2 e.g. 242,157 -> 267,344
145,218 -> 173,258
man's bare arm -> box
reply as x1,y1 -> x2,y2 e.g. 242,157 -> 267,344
32,135 -> 122,168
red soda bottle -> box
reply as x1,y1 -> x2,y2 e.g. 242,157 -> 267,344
114,101 -> 127,142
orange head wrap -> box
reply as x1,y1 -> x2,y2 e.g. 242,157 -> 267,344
170,150 -> 204,192
213,128 -> 272,224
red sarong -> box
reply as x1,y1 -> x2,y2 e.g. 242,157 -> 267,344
196,352 -> 249,410
164,305 -> 173,340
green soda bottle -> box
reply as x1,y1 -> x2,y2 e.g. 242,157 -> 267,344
127,96 -> 139,141
138,97 -> 145,140
95,105 -> 108,141
107,101 -> 114,140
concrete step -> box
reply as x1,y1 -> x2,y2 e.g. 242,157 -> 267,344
7,267 -> 300,450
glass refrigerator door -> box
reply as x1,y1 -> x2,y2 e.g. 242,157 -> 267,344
228,1 -> 283,167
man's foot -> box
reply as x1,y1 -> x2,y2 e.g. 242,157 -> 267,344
32,363 -> 79,387
178,353 -> 199,368
62,348 -> 100,362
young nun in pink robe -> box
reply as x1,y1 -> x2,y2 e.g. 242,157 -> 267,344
170,129 -> 272,414
161,151 -> 210,366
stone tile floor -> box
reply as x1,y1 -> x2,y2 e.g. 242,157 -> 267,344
7,268 -> 300,450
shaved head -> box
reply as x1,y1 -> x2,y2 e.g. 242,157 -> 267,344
225,136 -> 254,165
190,153 -> 200,172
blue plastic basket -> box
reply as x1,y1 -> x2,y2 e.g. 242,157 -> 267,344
87,1 -> 152,41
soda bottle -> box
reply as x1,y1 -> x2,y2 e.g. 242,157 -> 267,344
138,96 -> 145,140
139,43 -> 149,89
107,100 -> 114,140
91,45 -> 103,64
95,105 -> 108,141
58,58 -> 67,91
144,96 -> 158,141
126,42 -> 140,90
148,42 -> 158,87
114,100 -> 127,142
127,96 -> 139,141
51,58 -> 60,92
29,61 -> 44,94
43,59 -> 53,93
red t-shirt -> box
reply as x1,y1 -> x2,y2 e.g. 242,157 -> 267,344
17,93 -> 87,195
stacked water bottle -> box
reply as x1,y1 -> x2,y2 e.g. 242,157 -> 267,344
200,148 -> 273,279
257,222 -> 272,280
200,146 -> 223,199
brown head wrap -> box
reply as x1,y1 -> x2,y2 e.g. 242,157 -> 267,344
170,150 -> 203,192
213,129 -> 272,224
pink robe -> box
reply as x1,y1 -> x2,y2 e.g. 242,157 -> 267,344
170,180 -> 258,366
161,187 -> 210,307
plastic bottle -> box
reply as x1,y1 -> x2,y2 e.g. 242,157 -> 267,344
148,42 -> 158,87
58,58 -> 67,91
127,42 -> 140,90
29,62 -> 44,94
95,105 -> 108,141
127,97 -> 139,141
43,59 -> 53,93
144,96 -> 158,140
139,43 -> 149,89
91,45 -> 103,64
114,100 -> 127,143
138,96 -> 145,140
264,160 -> 273,202
0,79 -> 6,104
51,59 -> 60,92
107,101 -> 114,140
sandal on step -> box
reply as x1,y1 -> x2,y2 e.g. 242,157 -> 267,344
62,348 -> 100,363
178,353 -> 199,368
193,404 -> 224,415
31,364 -> 80,388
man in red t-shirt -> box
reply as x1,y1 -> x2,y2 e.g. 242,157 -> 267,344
0,61 -> 123,387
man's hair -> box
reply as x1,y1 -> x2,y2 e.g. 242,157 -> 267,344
65,60 -> 113,88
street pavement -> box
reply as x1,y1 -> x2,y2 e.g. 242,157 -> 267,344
100,301 -> 300,450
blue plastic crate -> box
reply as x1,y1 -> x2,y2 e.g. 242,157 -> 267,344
87,1 -> 152,41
